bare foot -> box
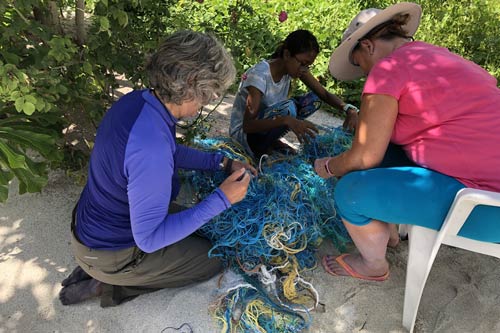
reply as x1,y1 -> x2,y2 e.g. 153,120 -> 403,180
387,224 -> 400,248
323,253 -> 389,280
59,278 -> 102,305
61,266 -> 92,287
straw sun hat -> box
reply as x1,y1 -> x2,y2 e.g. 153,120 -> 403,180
329,2 -> 422,81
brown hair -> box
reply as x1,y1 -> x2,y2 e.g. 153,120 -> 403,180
363,13 -> 412,41
351,13 -> 412,59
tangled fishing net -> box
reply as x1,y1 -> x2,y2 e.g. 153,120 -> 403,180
179,127 -> 352,333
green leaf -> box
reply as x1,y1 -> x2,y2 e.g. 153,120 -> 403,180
116,10 -> 128,27
0,145 -> 48,195
22,102 -> 36,115
100,17 -> 110,31
48,49 -> 62,62
0,167 -> 10,201
9,91 -> 21,100
12,167 -> 47,194
57,85 -> 68,95
14,97 -> 25,112
0,127 -> 62,161
24,94 -> 36,104
0,185 -> 8,203
82,62 -> 93,74
14,70 -> 28,82
0,167 -> 13,185
7,80 -> 18,91
0,51 -> 20,65
0,140 -> 28,169
35,98 -> 46,112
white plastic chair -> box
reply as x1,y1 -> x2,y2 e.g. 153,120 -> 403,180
399,188 -> 500,333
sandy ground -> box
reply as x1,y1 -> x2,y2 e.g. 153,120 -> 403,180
1,95 -> 500,333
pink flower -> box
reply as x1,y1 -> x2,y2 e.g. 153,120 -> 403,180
241,73 -> 248,81
278,10 -> 288,23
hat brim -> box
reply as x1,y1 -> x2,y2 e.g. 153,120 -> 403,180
329,2 -> 422,81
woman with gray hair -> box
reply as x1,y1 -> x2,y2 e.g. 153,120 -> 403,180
59,30 -> 256,307
315,3 -> 500,281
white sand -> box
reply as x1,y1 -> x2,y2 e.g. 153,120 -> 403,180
1,95 -> 500,332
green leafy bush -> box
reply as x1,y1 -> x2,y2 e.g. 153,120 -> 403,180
1,0 -> 500,202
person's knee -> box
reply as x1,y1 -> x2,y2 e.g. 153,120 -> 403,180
296,92 -> 322,119
185,236 -> 219,260
183,238 -> 222,281
278,100 -> 297,117
334,172 -> 361,212
204,257 -> 223,278
333,172 -> 372,225
262,100 -> 297,118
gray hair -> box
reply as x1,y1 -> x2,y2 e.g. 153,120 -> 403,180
146,30 -> 236,105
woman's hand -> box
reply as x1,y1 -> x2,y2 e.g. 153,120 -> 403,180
219,168 -> 252,204
287,118 -> 319,144
314,157 -> 335,179
228,159 -> 258,177
343,107 -> 359,132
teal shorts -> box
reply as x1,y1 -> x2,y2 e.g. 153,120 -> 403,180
334,166 -> 500,242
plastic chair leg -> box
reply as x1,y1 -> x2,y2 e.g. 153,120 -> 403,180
402,226 -> 441,333
399,224 -> 409,240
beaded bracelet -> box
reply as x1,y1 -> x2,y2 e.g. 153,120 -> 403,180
324,158 -> 335,176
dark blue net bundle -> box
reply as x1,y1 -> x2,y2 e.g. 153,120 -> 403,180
179,127 -> 353,332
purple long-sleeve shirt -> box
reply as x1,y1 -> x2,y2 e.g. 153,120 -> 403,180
75,89 -> 231,253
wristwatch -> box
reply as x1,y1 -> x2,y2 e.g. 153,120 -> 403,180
343,103 -> 359,113
220,158 -> 233,174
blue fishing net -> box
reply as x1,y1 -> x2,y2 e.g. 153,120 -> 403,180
179,127 -> 353,333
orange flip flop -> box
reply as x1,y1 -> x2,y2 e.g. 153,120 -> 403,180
322,254 -> 389,282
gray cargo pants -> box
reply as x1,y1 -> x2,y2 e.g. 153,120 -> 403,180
70,204 -> 222,307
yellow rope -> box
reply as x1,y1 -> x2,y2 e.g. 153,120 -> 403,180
213,142 -> 254,165
281,257 -> 318,308
283,269 -> 299,301
290,183 -> 301,201
262,223 -> 308,255
245,299 -> 272,333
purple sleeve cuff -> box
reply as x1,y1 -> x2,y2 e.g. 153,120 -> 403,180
213,187 -> 232,209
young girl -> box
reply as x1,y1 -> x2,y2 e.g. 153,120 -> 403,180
229,29 -> 358,159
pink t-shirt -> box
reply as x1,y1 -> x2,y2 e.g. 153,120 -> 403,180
363,41 -> 500,191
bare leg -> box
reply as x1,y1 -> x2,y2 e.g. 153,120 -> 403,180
324,219 -> 390,277
59,278 -> 103,305
387,223 -> 400,248
61,266 -> 92,286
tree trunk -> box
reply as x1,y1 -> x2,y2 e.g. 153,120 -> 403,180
48,1 -> 63,34
75,0 -> 86,46
33,6 -> 47,25
33,1 -> 63,34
